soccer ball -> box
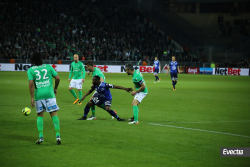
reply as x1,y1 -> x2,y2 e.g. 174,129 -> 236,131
22,107 -> 31,116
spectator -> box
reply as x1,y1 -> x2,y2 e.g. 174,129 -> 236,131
10,57 -> 15,63
0,0 -> 196,63
142,60 -> 147,66
210,61 -> 215,68
57,59 -> 62,64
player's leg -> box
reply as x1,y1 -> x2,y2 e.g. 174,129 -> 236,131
173,73 -> 177,90
175,73 -> 178,85
128,92 -> 147,124
76,79 -> 83,105
154,72 -> 157,83
172,80 -> 176,90
157,69 -> 161,82
87,92 -> 97,120
170,73 -> 176,90
77,89 -> 82,105
97,104 -> 117,119
103,101 -> 124,121
128,99 -> 140,124
69,79 -> 78,104
35,100 -> 45,144
77,100 -> 95,120
50,111 -> 61,145
46,98 -> 61,145
155,69 -> 160,82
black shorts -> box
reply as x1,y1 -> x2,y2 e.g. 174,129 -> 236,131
154,69 -> 159,73
91,93 -> 112,106
170,73 -> 178,80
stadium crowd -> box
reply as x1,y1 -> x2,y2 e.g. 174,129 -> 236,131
0,0 -> 195,63
225,57 -> 250,68
218,15 -> 250,38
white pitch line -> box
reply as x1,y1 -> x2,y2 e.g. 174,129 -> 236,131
162,121 -> 250,124
148,123 -> 250,138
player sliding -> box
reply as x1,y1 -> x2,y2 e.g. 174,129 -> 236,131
68,54 -> 86,105
77,76 -> 132,121
167,55 -> 180,90
125,64 -> 148,124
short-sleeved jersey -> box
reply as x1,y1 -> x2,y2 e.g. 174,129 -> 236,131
27,64 -> 58,101
93,82 -> 113,99
132,70 -> 148,93
92,67 -> 105,82
169,61 -> 179,73
154,60 -> 160,69
69,61 -> 85,79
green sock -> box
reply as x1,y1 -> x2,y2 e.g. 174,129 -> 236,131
70,89 -> 77,99
37,117 -> 43,138
99,104 -> 106,110
91,105 -> 96,116
78,91 -> 82,101
52,116 -> 60,137
133,106 -> 139,122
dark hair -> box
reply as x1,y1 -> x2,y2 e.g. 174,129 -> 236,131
93,75 -> 100,81
31,52 -> 43,65
85,60 -> 93,66
172,55 -> 175,57
125,64 -> 134,71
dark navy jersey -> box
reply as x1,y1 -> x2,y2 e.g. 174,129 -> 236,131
154,60 -> 160,69
93,82 -> 113,99
169,61 -> 179,73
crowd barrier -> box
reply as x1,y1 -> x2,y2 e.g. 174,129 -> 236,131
186,67 -> 249,76
0,63 -> 155,73
1,64 -> 249,76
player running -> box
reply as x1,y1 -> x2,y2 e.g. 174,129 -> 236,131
85,60 -> 106,120
167,55 -> 180,90
77,76 -> 132,121
27,52 -> 61,145
68,54 -> 86,105
125,64 -> 148,124
153,57 -> 161,83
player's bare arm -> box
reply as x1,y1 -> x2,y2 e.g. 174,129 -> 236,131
82,71 -> 85,82
166,68 -> 170,76
29,80 -> 35,108
131,82 -> 145,96
54,75 -> 60,95
178,67 -> 180,73
113,85 -> 133,93
80,86 -> 95,101
68,65 -> 73,82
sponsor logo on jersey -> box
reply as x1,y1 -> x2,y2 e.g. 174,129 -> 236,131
35,80 -> 50,88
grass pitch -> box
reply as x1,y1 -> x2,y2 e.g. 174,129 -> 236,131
0,72 -> 250,167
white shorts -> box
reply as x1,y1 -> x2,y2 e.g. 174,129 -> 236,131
134,92 -> 147,103
69,79 -> 82,89
35,98 -> 60,113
